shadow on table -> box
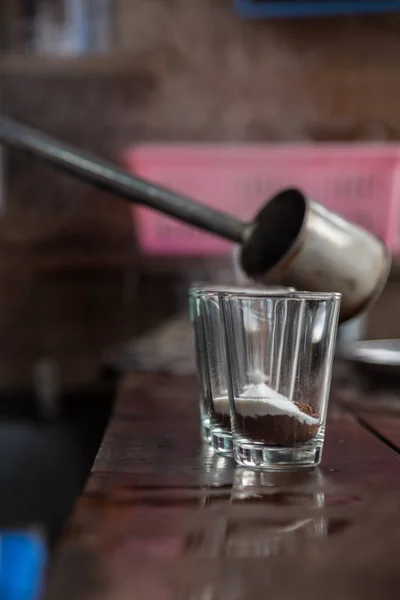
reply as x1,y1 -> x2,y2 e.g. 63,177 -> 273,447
0,382 -> 116,547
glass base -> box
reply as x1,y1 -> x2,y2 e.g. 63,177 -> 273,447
233,438 -> 323,470
211,430 -> 233,455
201,419 -> 211,444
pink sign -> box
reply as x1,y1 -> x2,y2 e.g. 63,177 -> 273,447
123,145 -> 400,256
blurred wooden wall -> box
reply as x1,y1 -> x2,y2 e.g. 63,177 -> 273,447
1,0 -> 400,388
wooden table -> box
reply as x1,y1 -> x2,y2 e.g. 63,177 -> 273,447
47,372 -> 400,600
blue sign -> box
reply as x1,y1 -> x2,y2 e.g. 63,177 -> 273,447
0,532 -> 47,600
235,1 -> 400,19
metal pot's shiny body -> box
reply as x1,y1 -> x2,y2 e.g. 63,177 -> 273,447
241,189 -> 391,323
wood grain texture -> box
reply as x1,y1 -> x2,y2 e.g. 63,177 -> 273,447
47,373 -> 400,600
355,414 -> 400,452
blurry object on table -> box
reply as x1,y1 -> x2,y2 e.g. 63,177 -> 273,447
104,312 -> 196,377
103,257 -> 238,377
342,339 -> 400,381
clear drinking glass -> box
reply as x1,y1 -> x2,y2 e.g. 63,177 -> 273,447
220,291 -> 341,470
200,289 -> 231,454
189,287 -> 212,443
195,286 -> 293,454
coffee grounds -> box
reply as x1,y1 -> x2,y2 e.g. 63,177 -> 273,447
213,412 -> 231,431
237,402 -> 319,446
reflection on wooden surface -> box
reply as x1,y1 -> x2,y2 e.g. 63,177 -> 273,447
47,373 -> 400,599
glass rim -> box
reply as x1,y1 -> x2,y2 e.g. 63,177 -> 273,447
189,284 -> 295,296
218,290 -> 341,302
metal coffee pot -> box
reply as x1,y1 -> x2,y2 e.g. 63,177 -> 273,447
0,117 -> 390,323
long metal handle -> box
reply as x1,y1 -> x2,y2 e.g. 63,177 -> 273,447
0,116 -> 246,243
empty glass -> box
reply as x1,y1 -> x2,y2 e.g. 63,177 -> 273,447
220,291 -> 341,470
